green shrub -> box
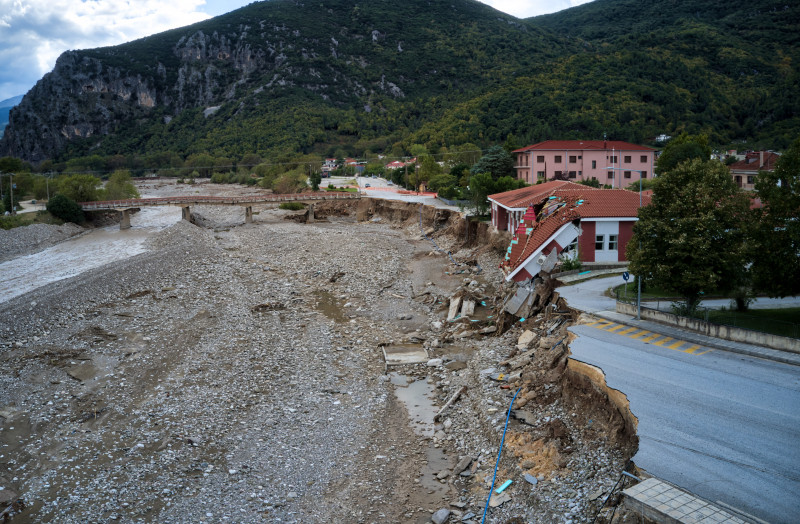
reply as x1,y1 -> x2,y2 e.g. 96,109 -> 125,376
279,202 -> 306,211
46,194 -> 85,223
0,215 -> 26,230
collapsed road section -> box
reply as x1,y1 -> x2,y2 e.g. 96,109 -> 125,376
1,183 -> 647,523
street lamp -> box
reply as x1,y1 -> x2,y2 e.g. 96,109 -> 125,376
604,166 -> 646,320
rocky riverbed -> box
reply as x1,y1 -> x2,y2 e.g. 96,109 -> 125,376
0,182 -> 638,523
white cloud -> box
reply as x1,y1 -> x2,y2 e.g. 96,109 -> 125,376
0,0 -> 213,100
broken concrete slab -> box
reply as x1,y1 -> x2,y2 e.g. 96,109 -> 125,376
517,330 -> 536,349
511,410 -> 537,425
382,345 -> 429,366
488,492 -> 511,507
460,299 -> 475,317
447,297 -> 462,321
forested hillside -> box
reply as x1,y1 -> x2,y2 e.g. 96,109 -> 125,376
0,0 -> 797,167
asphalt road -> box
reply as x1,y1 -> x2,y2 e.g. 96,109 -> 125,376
559,274 -> 800,312
569,324 -> 800,524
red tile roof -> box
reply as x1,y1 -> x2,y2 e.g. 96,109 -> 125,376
498,187 -> 650,276
728,151 -> 780,173
488,181 -> 585,209
513,140 -> 655,153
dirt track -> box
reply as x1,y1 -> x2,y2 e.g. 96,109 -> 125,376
0,182 -> 638,523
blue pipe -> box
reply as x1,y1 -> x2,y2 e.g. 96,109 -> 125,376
481,387 -> 523,524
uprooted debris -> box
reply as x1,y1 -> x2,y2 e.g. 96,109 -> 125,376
414,272 -> 640,523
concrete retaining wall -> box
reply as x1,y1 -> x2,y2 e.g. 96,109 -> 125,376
616,302 -> 800,353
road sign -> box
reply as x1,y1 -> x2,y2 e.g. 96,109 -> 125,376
622,271 -> 630,281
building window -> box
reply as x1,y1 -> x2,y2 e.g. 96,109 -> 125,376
554,155 -> 562,163
607,171 -> 614,179
578,155 -> 582,159
569,156 -> 577,163
624,171 -> 632,179
747,175 -> 755,184
641,155 -> 648,163
537,171 -> 545,179
608,234 -> 618,250
578,171 -> 582,176
624,156 -> 631,163
608,155 -> 618,163
564,237 -> 578,254
555,170 -> 563,177
569,171 -> 577,178
595,235 -> 605,250
591,160 -> 596,169
641,171 -> 647,178
537,155 -> 545,163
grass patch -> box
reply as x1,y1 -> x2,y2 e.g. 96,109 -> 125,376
699,308 -> 800,339
613,281 -> 680,299
0,211 -> 65,230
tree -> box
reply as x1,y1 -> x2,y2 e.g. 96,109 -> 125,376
625,178 -> 655,192
628,158 -> 751,312
309,170 -> 322,191
103,170 -> 140,200
57,174 -> 102,202
47,194 -> 85,223
468,172 -> 495,216
749,137 -> 800,297
656,133 -> 712,175
470,145 -> 514,180
415,155 -> 442,191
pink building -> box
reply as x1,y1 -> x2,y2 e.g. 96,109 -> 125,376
512,140 -> 656,187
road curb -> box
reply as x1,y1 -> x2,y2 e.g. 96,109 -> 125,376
587,311 -> 800,367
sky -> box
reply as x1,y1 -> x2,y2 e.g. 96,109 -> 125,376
0,0 -> 593,103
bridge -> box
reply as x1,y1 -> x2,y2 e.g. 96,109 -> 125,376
80,191 -> 361,229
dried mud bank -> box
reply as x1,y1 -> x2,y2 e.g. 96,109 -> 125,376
1,195 -> 639,523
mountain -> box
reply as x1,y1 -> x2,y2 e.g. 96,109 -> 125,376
0,95 -> 23,139
0,0 -> 798,165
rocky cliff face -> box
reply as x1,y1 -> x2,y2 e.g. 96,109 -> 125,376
1,0 -> 523,162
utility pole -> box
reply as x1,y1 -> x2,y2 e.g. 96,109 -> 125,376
9,173 -> 15,215
605,166 -> 645,320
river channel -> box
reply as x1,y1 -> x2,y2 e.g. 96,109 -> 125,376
0,205 -> 182,304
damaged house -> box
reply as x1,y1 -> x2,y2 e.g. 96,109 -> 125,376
489,181 -> 649,282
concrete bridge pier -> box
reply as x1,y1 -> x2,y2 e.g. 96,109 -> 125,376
307,203 -> 315,223
120,209 -> 132,230
245,206 -> 253,224
181,206 -> 191,222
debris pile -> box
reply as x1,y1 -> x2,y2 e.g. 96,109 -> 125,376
408,272 -> 639,523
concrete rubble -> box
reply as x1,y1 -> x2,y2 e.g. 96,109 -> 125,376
0,181 -> 643,523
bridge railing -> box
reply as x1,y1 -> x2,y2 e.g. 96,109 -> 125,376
79,191 -> 360,209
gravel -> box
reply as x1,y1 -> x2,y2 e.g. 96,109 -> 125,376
0,182 -> 635,523
0,222 -> 85,263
